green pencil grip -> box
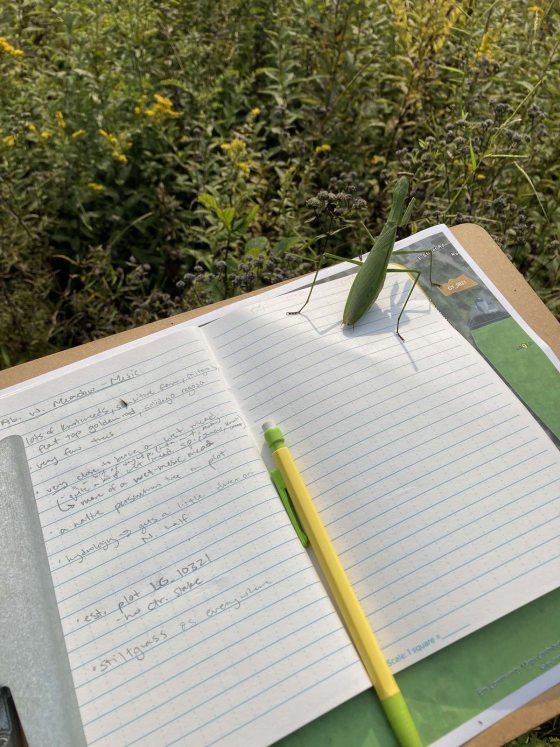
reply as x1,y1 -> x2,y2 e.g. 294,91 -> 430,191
382,692 -> 423,747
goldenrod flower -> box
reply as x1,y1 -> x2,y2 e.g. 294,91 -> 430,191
0,37 -> 24,57
71,129 -> 86,140
475,32 -> 495,63
134,95 -> 148,115
99,128 -> 117,145
99,128 -> 130,163
56,111 -> 66,130
237,161 -> 251,176
2,134 -> 16,147
112,150 -> 128,164
221,138 -> 247,157
142,93 -> 180,120
40,130 -> 50,140
87,182 -> 105,192
249,107 -> 261,118
315,143 -> 331,154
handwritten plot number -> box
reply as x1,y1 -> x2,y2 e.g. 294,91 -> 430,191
288,177 -> 440,340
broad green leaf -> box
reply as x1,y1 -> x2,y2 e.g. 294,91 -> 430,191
245,237 -> 269,256
271,237 -> 301,255
217,206 -> 235,231
198,193 -> 218,211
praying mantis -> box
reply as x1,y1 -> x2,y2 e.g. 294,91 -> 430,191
288,176 -> 438,340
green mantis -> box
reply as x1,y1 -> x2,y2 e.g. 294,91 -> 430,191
288,176 -> 437,340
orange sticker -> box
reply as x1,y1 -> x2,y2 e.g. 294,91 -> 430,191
438,274 -> 477,296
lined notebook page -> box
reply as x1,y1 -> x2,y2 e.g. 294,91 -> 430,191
205,271 -> 560,671
0,328 -> 369,746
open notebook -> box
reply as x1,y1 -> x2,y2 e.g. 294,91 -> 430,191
0,268 -> 559,746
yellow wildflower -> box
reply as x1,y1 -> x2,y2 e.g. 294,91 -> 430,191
475,32 -> 495,63
2,134 -> 16,147
476,173 -> 486,180
237,161 -> 251,176
28,123 -> 38,135
40,130 -> 50,140
134,95 -> 148,115
0,37 -> 24,57
71,129 -> 86,140
249,107 -> 261,118
528,4 -> 543,12
142,94 -> 180,120
315,143 -> 331,154
56,111 -> 66,130
221,138 -> 246,157
370,155 -> 386,166
99,129 -> 118,146
112,150 -> 128,164
99,128 -> 130,163
87,182 -> 105,193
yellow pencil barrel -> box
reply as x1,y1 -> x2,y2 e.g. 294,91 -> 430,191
273,446 -> 399,700
264,423 -> 423,747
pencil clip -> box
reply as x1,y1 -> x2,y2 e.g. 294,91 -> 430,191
270,469 -> 309,547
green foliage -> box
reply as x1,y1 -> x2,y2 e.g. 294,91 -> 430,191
506,715 -> 560,746
1,0 -> 559,366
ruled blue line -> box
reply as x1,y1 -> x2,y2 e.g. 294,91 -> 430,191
238,320 -> 444,397
54,489 -> 282,592
322,425 -> 531,517
313,399 -> 511,490
249,349 -> 476,418
59,471 -> 276,619
21,347 -> 207,443
126,634 -> 356,746
382,537 -> 560,639
44,442 -> 259,541
86,606 -> 339,737
294,367 -> 485,455
79,570 -> 320,700
203,660 -> 358,747
212,286 -> 350,350
342,459 -> 551,568
32,376 -> 226,485
230,292 -> 428,380
64,481 -> 278,640
297,377 -> 491,460
366,495 -> 559,616
72,540 -> 300,668
48,443 -> 257,566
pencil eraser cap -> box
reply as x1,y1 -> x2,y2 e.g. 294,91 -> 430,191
262,422 -> 285,452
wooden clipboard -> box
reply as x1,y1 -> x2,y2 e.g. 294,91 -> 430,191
1,224 -> 559,746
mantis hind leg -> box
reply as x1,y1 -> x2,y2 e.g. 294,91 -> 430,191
385,268 -> 421,341
287,253 -> 364,316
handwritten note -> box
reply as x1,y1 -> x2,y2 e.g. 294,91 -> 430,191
205,270 -> 560,670
0,328 -> 369,746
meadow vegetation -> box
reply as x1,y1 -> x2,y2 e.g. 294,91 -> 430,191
0,0 -> 559,367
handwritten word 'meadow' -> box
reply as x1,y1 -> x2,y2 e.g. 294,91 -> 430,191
52,387 -> 97,409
